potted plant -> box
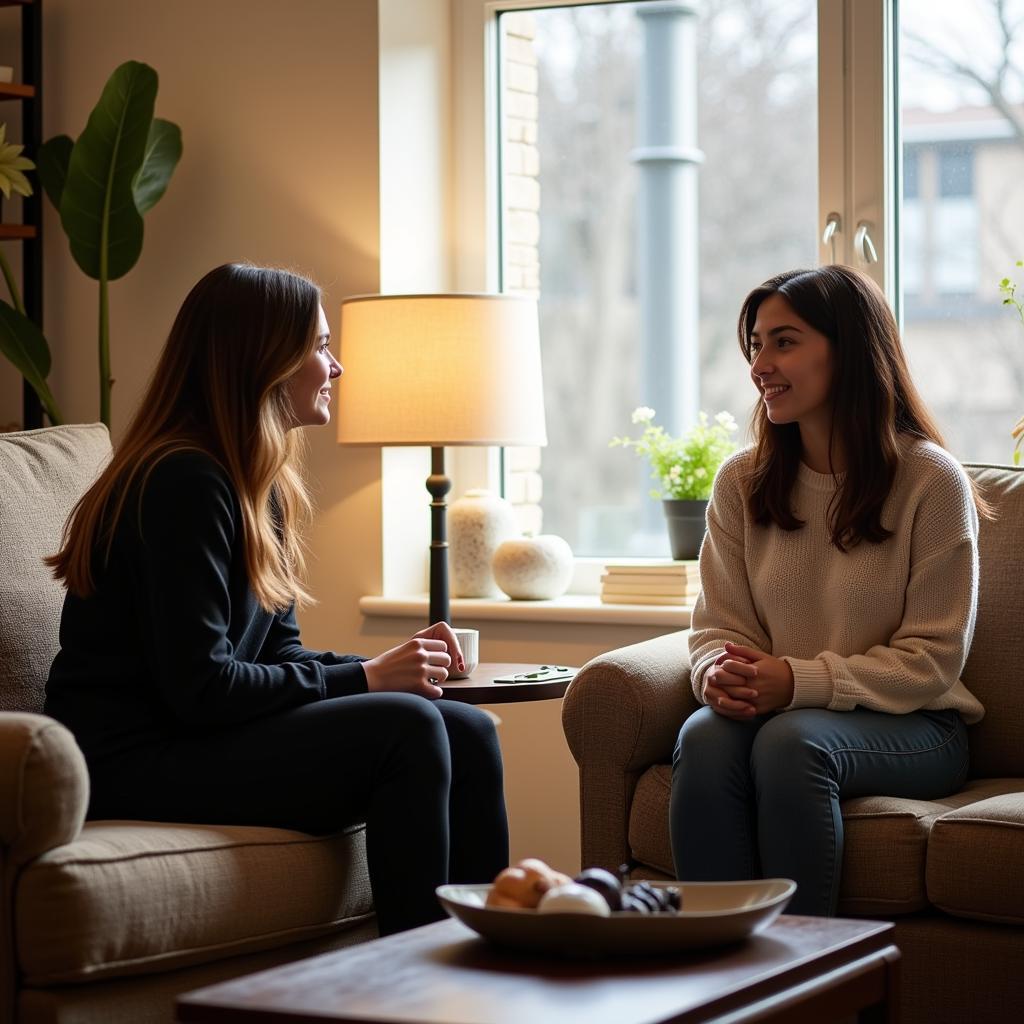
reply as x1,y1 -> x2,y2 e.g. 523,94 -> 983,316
38,60 -> 182,427
611,406 -> 739,558
999,262 -> 1023,465
0,63 -> 182,430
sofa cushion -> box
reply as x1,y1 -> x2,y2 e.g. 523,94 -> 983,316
927,788 -> 1024,925
15,820 -> 373,984
961,464 -> 1024,778
838,778 -> 1024,916
627,766 -> 1024,916
0,424 -> 111,714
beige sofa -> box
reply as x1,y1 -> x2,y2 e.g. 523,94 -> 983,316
563,461 -> 1024,1024
1,425 -> 376,1024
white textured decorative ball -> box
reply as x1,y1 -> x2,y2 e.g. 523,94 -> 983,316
449,490 -> 519,598
537,883 -> 610,916
492,534 -> 573,600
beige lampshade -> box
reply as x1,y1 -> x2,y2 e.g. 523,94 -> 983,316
336,294 -> 547,447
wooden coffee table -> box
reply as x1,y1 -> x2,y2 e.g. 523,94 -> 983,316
177,915 -> 899,1023
437,663 -> 577,705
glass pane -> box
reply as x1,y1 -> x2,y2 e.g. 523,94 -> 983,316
498,0 -> 818,557
900,0 -> 1024,463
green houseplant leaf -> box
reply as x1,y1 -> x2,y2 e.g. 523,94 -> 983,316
36,134 -> 73,209
38,60 -> 181,427
59,61 -> 157,282
0,300 -> 62,424
133,118 -> 182,214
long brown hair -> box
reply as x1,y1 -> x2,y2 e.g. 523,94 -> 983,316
737,265 -> 988,550
48,262 -> 321,610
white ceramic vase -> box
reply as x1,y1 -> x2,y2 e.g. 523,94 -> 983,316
492,534 -> 574,600
448,489 -> 519,598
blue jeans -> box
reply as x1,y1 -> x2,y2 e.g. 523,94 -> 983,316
669,706 -> 969,916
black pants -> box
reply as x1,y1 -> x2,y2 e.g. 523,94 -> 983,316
87,695 -> 509,935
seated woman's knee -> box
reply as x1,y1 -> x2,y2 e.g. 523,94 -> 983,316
674,706 -> 741,766
751,710 -> 831,771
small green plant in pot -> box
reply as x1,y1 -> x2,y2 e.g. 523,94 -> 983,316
611,407 -> 739,558
38,61 -> 182,427
999,261 -> 1023,465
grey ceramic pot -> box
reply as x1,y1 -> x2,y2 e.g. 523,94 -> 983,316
662,499 -> 709,560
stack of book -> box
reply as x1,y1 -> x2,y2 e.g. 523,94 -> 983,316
600,560 -> 700,605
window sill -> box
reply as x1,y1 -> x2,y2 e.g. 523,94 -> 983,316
359,594 -> 692,628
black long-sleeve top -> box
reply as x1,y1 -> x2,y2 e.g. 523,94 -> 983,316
45,451 -> 367,765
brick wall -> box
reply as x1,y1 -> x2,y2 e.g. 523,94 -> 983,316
502,12 -> 543,536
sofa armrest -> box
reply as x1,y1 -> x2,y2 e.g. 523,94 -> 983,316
0,713 -> 88,866
561,630 -> 699,872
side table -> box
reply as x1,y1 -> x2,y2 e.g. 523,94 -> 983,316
439,663 -> 577,705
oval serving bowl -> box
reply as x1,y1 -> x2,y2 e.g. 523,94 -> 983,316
436,878 -> 796,957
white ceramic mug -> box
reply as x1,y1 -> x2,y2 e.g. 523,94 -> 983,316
448,628 -> 479,679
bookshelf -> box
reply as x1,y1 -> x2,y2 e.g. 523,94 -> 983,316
0,0 -> 42,428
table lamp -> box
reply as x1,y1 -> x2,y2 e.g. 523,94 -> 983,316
336,293 -> 547,625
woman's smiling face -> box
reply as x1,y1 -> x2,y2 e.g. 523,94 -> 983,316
285,305 -> 342,428
748,292 -> 835,434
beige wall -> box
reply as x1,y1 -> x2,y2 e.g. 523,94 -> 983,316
12,0 -> 386,655
1,0 -> 673,875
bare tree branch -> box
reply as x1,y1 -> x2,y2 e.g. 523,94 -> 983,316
905,17 -> 1024,142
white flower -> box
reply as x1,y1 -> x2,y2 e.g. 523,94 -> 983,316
632,406 -> 656,425
715,410 -> 738,432
697,411 -> 709,427
694,467 -> 707,478
669,465 -> 682,481
0,123 -> 34,200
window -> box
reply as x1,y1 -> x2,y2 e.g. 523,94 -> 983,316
496,0 -> 818,556
447,0 -> 1024,573
900,0 -> 1024,463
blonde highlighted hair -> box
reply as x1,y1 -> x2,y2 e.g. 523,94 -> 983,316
48,263 -> 321,611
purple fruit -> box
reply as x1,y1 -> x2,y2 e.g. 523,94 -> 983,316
623,881 -> 681,914
574,867 -> 623,911
620,892 -> 652,914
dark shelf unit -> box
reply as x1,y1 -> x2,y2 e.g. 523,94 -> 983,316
1,0 -> 42,428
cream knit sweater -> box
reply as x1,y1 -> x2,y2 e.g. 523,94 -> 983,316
689,439 -> 984,723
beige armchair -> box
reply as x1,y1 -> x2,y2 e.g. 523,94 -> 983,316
563,462 -> 1024,1024
1,425 -> 375,1024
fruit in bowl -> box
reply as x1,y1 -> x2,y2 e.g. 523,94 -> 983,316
486,859 -> 681,914
486,858 -> 572,909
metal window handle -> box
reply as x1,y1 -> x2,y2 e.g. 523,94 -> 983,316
822,212 -> 841,246
854,221 -> 878,264
822,212 -> 841,263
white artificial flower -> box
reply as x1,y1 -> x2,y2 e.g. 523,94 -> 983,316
632,406 -> 656,425
694,467 -> 707,478
715,410 -> 738,432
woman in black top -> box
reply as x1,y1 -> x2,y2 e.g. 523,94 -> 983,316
45,263 -> 509,935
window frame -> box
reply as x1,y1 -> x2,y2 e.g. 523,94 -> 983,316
447,0 -> 895,585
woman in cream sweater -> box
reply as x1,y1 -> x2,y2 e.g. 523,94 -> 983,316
671,265 -> 987,916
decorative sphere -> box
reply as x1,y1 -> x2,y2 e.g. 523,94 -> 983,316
537,883 -> 611,916
492,535 -> 573,600
449,490 -> 519,598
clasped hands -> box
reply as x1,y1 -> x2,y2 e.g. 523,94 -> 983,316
361,622 -> 464,699
704,641 -> 795,718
